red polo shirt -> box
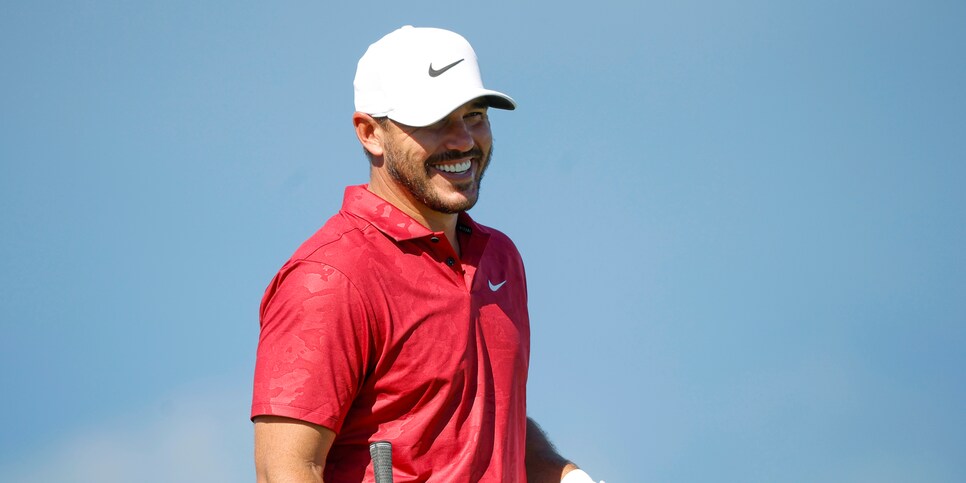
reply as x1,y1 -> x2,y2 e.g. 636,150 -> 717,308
252,185 -> 530,482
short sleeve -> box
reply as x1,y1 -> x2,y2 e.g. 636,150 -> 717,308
251,260 -> 371,433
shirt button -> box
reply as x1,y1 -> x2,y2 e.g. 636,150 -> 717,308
430,236 -> 440,243
446,257 -> 455,266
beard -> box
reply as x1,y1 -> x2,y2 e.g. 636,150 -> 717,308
383,141 -> 493,214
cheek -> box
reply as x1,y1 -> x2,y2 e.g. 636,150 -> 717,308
472,133 -> 492,150
405,140 -> 436,160
474,126 -> 493,146
392,141 -> 431,165
472,122 -> 492,138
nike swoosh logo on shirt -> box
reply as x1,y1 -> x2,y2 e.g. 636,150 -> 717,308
488,280 -> 507,292
428,58 -> 465,77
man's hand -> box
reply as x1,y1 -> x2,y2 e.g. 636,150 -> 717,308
526,418 -> 604,483
527,418 -> 589,482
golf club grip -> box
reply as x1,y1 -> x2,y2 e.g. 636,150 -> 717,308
369,440 -> 393,483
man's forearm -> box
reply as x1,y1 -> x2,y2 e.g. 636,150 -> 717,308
525,417 -> 579,483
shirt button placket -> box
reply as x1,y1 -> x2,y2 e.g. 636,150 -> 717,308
429,234 -> 459,274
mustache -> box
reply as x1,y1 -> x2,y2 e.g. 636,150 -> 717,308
426,147 -> 484,164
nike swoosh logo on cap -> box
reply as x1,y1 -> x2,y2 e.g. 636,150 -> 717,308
488,280 -> 507,292
428,58 -> 465,77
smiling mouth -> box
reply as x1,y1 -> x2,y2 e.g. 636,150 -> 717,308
428,148 -> 483,176
434,160 -> 472,174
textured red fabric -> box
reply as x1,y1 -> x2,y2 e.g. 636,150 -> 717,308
252,185 -> 530,482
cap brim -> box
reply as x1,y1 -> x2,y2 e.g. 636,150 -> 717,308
388,88 -> 516,127
482,92 -> 516,111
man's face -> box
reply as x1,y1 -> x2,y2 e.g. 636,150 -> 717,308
380,100 -> 493,214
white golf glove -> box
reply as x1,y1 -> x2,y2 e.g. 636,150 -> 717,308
561,468 -> 604,483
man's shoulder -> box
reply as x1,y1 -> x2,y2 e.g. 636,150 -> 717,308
287,210 -> 374,264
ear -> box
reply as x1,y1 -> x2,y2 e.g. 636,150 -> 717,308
353,112 -> 386,158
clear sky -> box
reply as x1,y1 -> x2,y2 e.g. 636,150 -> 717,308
1,1 -> 964,482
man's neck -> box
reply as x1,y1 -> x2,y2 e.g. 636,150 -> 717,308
366,183 -> 461,257
420,209 -> 460,258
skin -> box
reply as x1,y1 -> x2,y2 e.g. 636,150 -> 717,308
254,416 -> 334,483
526,418 -> 581,483
254,417 -> 577,483
254,99 -> 580,482
354,99 -> 493,256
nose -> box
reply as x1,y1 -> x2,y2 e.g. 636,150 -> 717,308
443,118 -> 475,153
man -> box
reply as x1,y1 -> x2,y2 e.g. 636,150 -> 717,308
252,26 -> 601,482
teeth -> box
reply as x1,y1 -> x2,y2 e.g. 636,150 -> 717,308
436,160 -> 472,173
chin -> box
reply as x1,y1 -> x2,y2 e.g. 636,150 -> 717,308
432,191 -> 479,213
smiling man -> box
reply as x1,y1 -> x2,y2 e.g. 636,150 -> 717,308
252,26 -> 599,482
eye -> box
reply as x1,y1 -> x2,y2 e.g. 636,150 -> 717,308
465,110 -> 488,124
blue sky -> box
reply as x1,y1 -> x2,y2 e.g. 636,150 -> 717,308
1,1 -> 964,482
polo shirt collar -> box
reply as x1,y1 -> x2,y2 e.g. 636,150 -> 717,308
341,185 -> 488,241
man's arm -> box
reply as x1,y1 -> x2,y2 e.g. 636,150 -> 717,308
525,417 -> 580,483
254,416 -> 337,483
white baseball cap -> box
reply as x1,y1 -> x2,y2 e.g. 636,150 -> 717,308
354,26 -> 516,127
